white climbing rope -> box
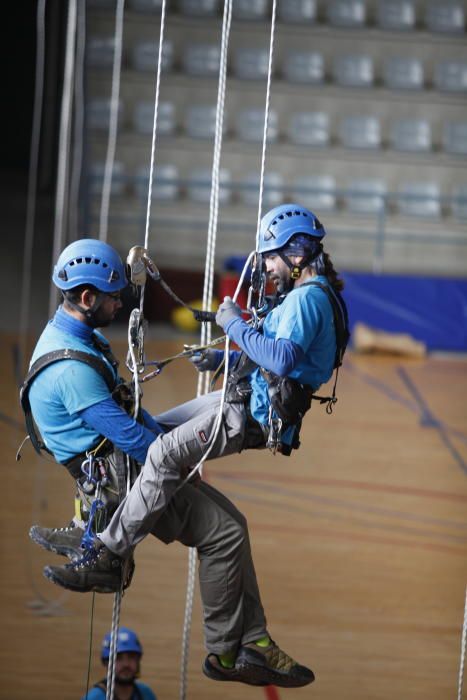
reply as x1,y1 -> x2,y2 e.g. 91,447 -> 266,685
458,585 -> 467,700
48,0 -> 77,319
68,0 -> 86,240
106,587 -> 123,700
99,0 -> 125,243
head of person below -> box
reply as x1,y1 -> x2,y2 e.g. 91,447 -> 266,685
82,626 -> 157,700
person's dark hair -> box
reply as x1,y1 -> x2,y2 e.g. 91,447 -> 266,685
322,250 -> 344,292
62,284 -> 99,305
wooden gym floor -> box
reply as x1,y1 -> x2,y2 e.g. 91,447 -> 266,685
1,333 -> 466,700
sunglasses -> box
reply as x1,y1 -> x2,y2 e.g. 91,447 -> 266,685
105,291 -> 122,301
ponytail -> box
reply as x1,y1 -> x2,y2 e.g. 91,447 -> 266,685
323,252 -> 344,292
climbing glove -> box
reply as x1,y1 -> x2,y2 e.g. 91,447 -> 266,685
190,349 -> 224,373
215,296 -> 243,332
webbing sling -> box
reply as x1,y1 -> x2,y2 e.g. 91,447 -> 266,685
20,349 -> 118,455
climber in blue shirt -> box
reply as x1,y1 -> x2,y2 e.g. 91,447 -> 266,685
42,204 -> 347,690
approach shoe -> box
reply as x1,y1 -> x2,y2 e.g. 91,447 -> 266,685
235,639 -> 315,688
43,541 -> 124,594
30,522 -> 84,560
202,654 -> 268,686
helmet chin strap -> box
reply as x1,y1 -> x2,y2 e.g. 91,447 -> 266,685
62,292 -> 105,328
277,251 -> 314,287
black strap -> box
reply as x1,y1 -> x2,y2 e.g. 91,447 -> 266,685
300,281 -> 350,369
19,349 -> 118,455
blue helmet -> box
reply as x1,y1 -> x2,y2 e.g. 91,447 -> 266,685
258,203 -> 326,255
52,239 -> 127,293
101,627 -> 143,661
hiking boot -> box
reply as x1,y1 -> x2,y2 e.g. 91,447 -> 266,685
30,523 -> 84,560
202,654 -> 268,686
235,639 -> 315,688
43,542 -> 129,594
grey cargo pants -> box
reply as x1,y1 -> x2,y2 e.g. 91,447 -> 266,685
99,391 -> 268,653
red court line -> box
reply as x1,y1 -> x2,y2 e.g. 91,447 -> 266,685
219,470 -> 467,504
265,686 -> 281,700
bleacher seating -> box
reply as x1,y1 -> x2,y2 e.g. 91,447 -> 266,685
339,115 -> 381,149
232,0 -> 269,21
236,108 -> 278,143
376,0 -> 416,31
390,119 -> 432,153
383,57 -> 424,90
233,47 -> 270,80
442,121 -> 467,156
179,0 -> 220,17
187,168 -> 232,204
87,37 -> 116,69
287,112 -> 330,147
134,164 -> 180,201
397,182 -> 442,218
278,0 -> 317,24
333,55 -> 374,88
344,179 -> 387,214
326,0 -> 366,28
182,44 -> 221,77
434,60 -> 467,93
89,161 -> 126,196
283,51 -> 325,84
451,185 -> 467,221
132,40 -> 174,72
128,0 -> 164,12
185,104 -> 226,140
239,172 -> 284,207
292,176 -> 337,211
87,98 -> 124,131
133,101 -> 176,137
425,1 -> 465,34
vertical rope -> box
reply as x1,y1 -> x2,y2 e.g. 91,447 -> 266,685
143,0 -> 167,251
458,586 -> 467,700
106,590 -> 123,700
19,0 -> 46,375
68,0 -> 86,241
255,0 -> 277,250
179,6 -> 232,700
99,0 -> 125,243
48,0 -> 77,319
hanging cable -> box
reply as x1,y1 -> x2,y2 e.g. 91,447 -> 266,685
99,0 -> 125,243
19,0 -> 46,377
48,0 -> 78,318
106,587 -> 123,700
68,0 -> 86,240
178,4 -> 233,699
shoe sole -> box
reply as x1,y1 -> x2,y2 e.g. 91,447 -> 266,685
30,528 -> 83,560
43,566 -> 120,594
235,660 -> 315,688
202,658 -> 268,686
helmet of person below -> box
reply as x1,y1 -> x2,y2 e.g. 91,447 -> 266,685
258,203 -> 326,255
52,239 -> 127,293
101,627 -> 143,661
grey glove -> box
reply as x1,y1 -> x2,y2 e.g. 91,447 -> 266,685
215,296 -> 242,332
189,349 -> 223,372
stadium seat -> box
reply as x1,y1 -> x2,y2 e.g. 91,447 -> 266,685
233,47 -> 270,80
326,0 -> 366,27
397,182 -> 441,218
89,162 -> 126,196
87,98 -> 124,131
451,185 -> 467,220
87,37 -> 116,69
132,40 -> 174,73
187,168 -> 232,204
185,104 -> 227,140
182,44 -> 221,77
134,164 -> 179,201
287,112 -> 330,147
376,0 -> 416,31
283,51 -> 325,84
236,108 -> 278,143
390,119 -> 432,152
232,0 -> 269,21
339,115 -> 381,149
425,1 -> 465,34
344,179 -> 387,214
434,60 -> 467,93
278,0 -> 317,24
239,172 -> 284,207
383,57 -> 424,90
292,176 -> 337,211
333,55 -> 374,88
442,121 -> 467,155
133,101 -> 176,136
